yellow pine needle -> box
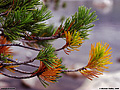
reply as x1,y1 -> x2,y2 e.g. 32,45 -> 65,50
41,33 -> 47,37
4,59 -> 19,73
63,31 -> 84,54
79,42 -> 113,80
5,68 -> 15,73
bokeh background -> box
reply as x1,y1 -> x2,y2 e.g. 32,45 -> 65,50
0,0 -> 120,90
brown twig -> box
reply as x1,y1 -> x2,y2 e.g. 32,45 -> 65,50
0,44 -> 40,51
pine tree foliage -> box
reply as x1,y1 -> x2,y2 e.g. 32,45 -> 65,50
0,0 -> 113,88
53,6 -> 98,39
36,46 -> 58,68
0,0 -> 53,41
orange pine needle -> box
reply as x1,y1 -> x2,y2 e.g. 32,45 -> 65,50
32,58 -> 62,83
0,36 -> 12,55
0,36 -> 19,73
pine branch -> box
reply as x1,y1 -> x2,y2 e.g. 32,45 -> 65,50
0,44 -> 40,51
24,63 -> 39,68
7,58 -> 39,68
11,68 -> 34,74
2,57 -> 37,66
0,43 -> 63,52
0,71 -> 37,79
4,57 -> 86,73
6,58 -> 86,74
30,35 -> 60,41
60,67 -> 86,72
55,47 -> 64,51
